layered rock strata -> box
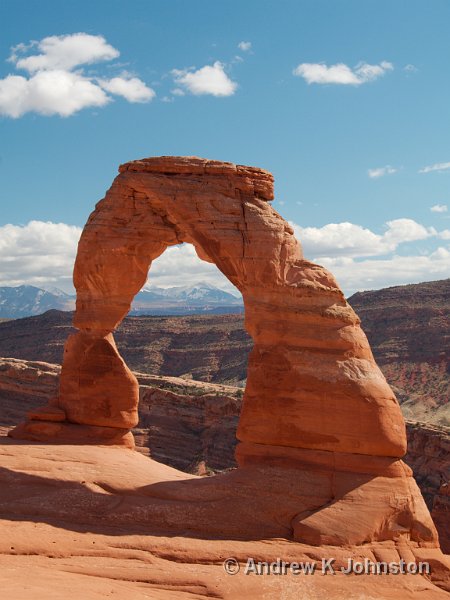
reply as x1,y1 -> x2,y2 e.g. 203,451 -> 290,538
9,156 -> 444,551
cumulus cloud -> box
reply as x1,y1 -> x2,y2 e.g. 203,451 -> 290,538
171,61 -> 237,96
0,221 -> 81,290
288,218 -> 450,294
0,33 -> 155,117
291,219 -> 436,259
430,204 -> 448,213
238,41 -> 252,52
9,33 -> 119,73
0,71 -> 110,118
419,162 -> 450,174
318,249 -> 450,296
293,61 -> 393,85
98,76 -> 155,102
2,218 -> 448,298
0,221 -> 237,294
368,165 -> 398,179
147,244 -> 237,292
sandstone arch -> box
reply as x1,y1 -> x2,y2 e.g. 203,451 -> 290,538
14,156 -> 406,462
11,156 -> 442,548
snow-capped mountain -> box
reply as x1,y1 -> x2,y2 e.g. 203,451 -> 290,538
132,282 -> 243,315
140,282 -> 241,303
0,285 -> 74,318
0,282 -> 243,319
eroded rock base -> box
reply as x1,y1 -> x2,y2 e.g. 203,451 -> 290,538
9,419 -> 134,448
0,438 -> 448,600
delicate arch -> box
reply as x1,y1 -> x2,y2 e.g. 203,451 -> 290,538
14,156 -> 406,462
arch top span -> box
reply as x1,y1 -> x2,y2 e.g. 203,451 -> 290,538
118,155 -> 275,202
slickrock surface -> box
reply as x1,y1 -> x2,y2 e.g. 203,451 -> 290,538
0,439 -> 449,599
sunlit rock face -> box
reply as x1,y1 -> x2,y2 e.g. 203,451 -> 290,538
10,156 -> 442,552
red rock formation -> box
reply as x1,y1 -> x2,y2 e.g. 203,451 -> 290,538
2,356 -> 449,552
2,440 -> 449,599
9,156 -> 445,554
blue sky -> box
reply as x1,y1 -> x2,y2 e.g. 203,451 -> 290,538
0,0 -> 449,295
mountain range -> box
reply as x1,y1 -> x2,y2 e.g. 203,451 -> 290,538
0,283 -> 243,319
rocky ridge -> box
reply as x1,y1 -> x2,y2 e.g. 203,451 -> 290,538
349,279 -> 449,426
0,311 -> 251,385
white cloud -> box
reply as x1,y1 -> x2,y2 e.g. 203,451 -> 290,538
0,222 -> 237,295
430,204 -> 448,213
293,61 -> 393,85
0,221 -> 81,290
291,218 -> 435,259
319,249 -> 450,296
404,64 -> 418,73
0,70 -> 110,118
238,41 -> 252,52
148,244 -> 237,292
368,165 -> 398,179
172,61 -> 237,96
0,33 -> 155,117
382,218 -> 436,245
419,162 -> 450,174
10,33 -> 119,73
98,76 -> 155,102
1,218 -> 448,298
288,218 -> 450,294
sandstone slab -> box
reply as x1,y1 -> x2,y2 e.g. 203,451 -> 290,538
0,439 -> 448,599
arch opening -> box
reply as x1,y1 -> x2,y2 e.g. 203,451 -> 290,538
113,241 -> 249,388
